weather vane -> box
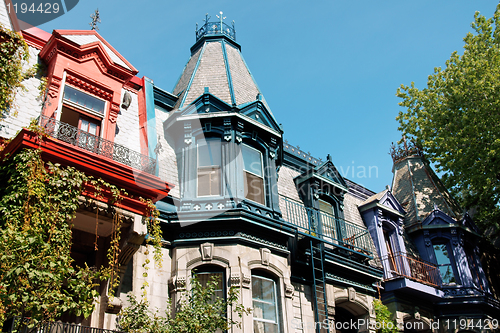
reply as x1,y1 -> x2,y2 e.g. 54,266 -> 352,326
216,11 -> 226,33
89,9 -> 101,31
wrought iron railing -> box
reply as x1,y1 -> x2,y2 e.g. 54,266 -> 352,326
379,252 -> 440,287
196,19 -> 236,41
3,317 -> 125,333
279,195 -> 373,257
39,115 -> 156,175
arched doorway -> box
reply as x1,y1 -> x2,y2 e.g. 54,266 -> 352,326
335,307 -> 358,333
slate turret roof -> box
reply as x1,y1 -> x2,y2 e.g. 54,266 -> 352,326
171,28 -> 273,118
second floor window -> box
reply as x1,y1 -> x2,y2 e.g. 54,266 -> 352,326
63,85 -> 105,115
197,139 -> 221,197
242,145 -> 265,205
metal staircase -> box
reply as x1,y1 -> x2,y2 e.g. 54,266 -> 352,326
310,240 -> 330,333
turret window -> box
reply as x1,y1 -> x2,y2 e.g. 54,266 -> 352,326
242,145 -> 265,205
433,243 -> 457,285
197,139 -> 222,197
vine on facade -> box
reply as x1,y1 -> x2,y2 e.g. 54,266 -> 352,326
0,128 -> 150,325
0,24 -> 29,117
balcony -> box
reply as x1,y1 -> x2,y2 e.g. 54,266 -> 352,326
380,252 -> 440,287
279,195 -> 373,257
39,115 -> 156,175
3,317 -> 125,333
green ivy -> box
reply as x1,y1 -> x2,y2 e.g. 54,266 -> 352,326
373,299 -> 398,333
0,24 -> 29,116
0,149 -> 99,327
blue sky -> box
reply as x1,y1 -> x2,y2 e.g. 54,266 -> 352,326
38,0 -> 498,193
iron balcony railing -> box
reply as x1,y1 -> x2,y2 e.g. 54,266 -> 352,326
279,195 -> 373,257
4,317 -> 125,333
379,252 -> 440,287
196,19 -> 236,41
39,115 -> 157,175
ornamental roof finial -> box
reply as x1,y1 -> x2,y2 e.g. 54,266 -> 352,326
195,12 -> 236,42
216,11 -> 226,33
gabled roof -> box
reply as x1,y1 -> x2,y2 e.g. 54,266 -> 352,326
294,156 -> 348,194
54,30 -> 136,72
358,189 -> 406,218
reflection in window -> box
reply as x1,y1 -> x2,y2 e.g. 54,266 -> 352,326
252,275 -> 279,333
63,85 -> 105,114
198,139 -> 221,197
242,145 -> 265,205
433,243 -> 456,284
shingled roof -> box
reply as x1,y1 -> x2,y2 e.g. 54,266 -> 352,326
172,35 -> 273,115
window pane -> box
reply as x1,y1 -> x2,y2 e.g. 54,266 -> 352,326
253,321 -> 278,333
64,86 -> 105,114
198,139 -> 221,167
244,172 -> 265,205
319,200 -> 334,216
196,272 -> 224,303
253,301 -> 277,321
434,244 -> 456,284
242,145 -> 262,177
252,275 -> 279,332
198,139 -> 221,196
198,166 -> 221,196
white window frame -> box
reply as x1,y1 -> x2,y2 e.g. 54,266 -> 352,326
242,144 -> 266,205
252,274 -> 280,332
197,138 -> 222,197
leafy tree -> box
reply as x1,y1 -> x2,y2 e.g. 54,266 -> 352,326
396,4 -> 500,234
0,149 -> 100,327
117,275 -> 251,333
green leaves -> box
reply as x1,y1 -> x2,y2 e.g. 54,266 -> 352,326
396,4 -> 500,234
117,275 -> 251,333
0,24 -> 30,116
0,149 -> 96,326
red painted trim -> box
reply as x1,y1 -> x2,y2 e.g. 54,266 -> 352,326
22,27 -> 51,50
52,30 -> 138,74
1,129 -> 174,215
137,77 -> 149,157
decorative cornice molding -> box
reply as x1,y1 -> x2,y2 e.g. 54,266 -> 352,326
66,74 -> 113,101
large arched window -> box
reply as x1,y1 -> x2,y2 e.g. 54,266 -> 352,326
252,271 -> 280,333
242,144 -> 265,205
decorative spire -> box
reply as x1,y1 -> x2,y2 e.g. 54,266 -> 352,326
89,9 -> 101,31
389,135 -> 423,164
195,12 -> 236,42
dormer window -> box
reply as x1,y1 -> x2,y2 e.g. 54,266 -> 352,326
63,85 -> 105,115
242,144 -> 265,205
197,139 -> 222,197
59,85 -> 106,145
433,243 -> 457,285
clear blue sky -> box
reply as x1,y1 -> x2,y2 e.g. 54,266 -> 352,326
38,0 -> 498,193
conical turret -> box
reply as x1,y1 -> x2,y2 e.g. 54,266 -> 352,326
390,142 -> 461,227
